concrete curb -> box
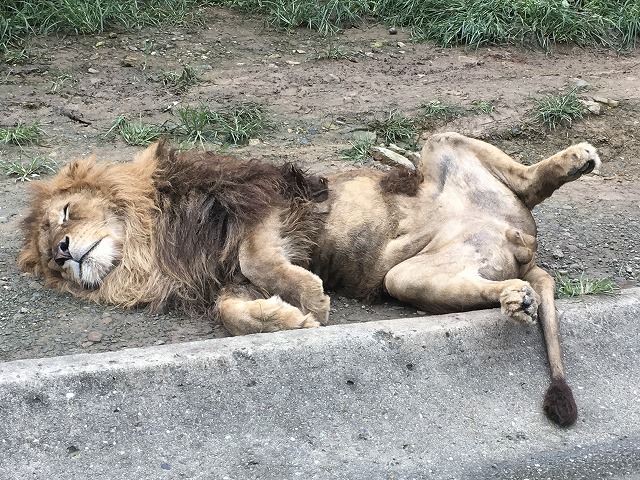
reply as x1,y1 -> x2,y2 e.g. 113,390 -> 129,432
1,289 -> 639,479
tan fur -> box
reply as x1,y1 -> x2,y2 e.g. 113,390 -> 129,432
18,141 -> 329,335
311,132 -> 601,427
19,133 -> 597,426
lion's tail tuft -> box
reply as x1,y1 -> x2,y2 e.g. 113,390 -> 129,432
543,377 -> 578,427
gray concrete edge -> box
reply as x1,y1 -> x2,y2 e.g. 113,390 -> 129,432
1,288 -> 639,479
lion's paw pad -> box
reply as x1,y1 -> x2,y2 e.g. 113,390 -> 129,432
500,285 -> 539,325
566,143 -> 601,177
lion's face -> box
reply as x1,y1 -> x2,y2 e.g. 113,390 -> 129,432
22,189 -> 124,290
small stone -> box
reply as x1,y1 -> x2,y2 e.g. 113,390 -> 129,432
28,281 -> 42,290
569,78 -> 590,88
121,55 -> 139,67
87,67 -> 99,74
87,331 -> 103,342
248,138 -> 261,146
108,32 -> 118,39
285,60 -> 300,66
388,27 -> 397,35
581,99 -> 601,115
592,96 -> 609,104
326,73 -> 341,83
552,249 -> 564,259
293,49 -> 306,54
608,99 -> 619,107
416,310 -> 427,315
0,216 -> 8,224
82,341 -> 93,348
397,41 -> 406,48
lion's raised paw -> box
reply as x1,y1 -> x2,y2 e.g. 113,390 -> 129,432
564,142 -> 601,178
499,283 -> 539,325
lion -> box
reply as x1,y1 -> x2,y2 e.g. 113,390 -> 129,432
18,133 -> 600,428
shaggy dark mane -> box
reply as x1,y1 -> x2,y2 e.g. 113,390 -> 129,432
151,140 -> 327,311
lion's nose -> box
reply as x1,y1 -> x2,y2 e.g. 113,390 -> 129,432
53,236 -> 72,266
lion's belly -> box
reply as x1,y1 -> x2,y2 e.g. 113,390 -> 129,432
312,167 -> 537,299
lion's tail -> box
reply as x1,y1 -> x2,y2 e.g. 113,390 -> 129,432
543,377 -> 578,427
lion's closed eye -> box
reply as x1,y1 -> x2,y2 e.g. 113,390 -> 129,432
59,203 -> 70,224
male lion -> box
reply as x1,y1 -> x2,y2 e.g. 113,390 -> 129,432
19,133 -> 599,427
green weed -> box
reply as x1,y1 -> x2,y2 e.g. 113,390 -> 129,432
0,121 -> 43,146
556,273 -> 618,299
315,42 -> 350,60
216,102 -> 270,145
161,64 -> 199,94
0,155 -> 58,181
368,110 -> 417,146
340,135 -> 374,164
49,70 -> 78,93
417,100 -> 460,122
175,104 -> 216,146
104,115 -> 164,146
470,100 -> 496,115
530,89 -> 584,130
1,1 -> 639,51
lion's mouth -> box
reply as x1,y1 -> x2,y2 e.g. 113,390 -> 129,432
53,237 -> 118,289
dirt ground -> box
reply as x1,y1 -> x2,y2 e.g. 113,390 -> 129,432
1,8 -> 639,362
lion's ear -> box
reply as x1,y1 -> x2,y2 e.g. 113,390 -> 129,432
135,138 -> 169,165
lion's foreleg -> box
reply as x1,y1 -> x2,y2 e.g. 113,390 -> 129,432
523,265 -> 578,427
238,215 -> 330,325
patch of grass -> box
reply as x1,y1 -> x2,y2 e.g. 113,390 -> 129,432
256,0 -> 371,36
174,102 -> 271,146
417,100 -> 461,122
530,89 -> 584,130
216,102 -> 270,145
104,115 -> 164,146
0,121 -> 43,146
0,0 -> 201,51
160,64 -> 199,94
368,110 -> 417,146
315,42 -> 350,60
470,100 -> 495,115
49,70 -> 78,93
556,274 -> 618,299
1,1 -> 639,51
175,104 -> 216,146
340,135 -> 374,164
0,155 -> 58,181
3,46 -> 33,64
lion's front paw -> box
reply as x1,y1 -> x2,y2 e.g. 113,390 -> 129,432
306,294 -> 331,325
564,142 -> 601,178
499,283 -> 539,325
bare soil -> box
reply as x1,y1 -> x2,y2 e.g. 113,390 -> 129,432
1,8 -> 639,362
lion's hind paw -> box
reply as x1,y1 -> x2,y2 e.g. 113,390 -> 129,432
499,283 -> 539,325
565,142 -> 601,178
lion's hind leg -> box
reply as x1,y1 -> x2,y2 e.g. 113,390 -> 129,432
217,286 -> 320,336
384,255 -> 540,324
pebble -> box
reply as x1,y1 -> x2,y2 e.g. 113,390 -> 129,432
569,78 -> 590,88
388,27 -> 397,35
0,216 -> 7,224
325,73 -> 341,83
552,249 -> 564,259
87,68 -> 99,74
121,55 -> 139,67
87,331 -> 103,342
